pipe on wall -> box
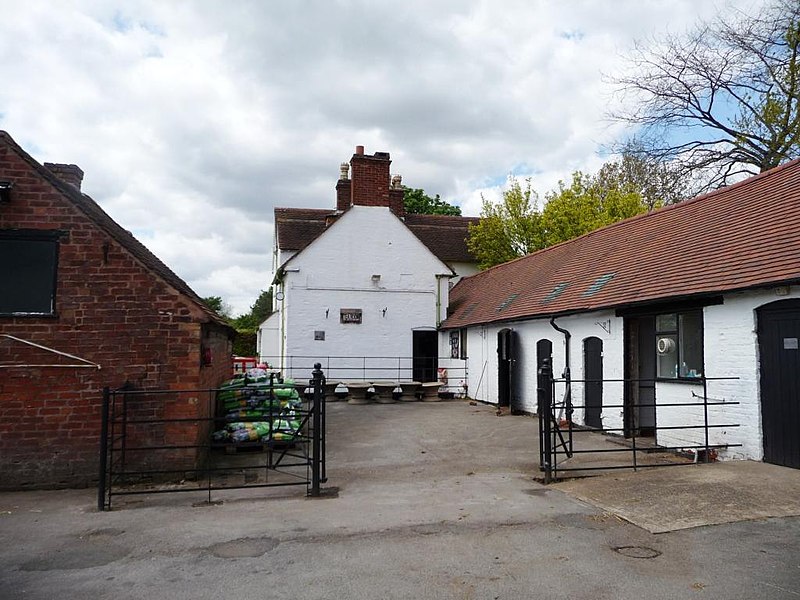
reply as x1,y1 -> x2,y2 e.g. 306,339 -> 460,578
550,317 -> 572,421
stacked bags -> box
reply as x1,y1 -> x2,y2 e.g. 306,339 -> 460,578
212,373 -> 302,444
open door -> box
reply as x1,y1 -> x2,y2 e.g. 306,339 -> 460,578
413,330 -> 438,382
583,337 -> 603,428
624,317 -> 656,437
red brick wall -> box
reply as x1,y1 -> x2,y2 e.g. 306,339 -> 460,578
350,152 -> 391,208
0,140 -> 232,489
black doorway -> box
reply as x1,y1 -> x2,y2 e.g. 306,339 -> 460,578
412,330 -> 438,382
497,328 -> 516,408
624,317 -> 656,437
757,300 -> 800,469
583,337 -> 603,428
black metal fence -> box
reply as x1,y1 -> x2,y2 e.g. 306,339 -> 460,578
98,364 -> 327,510
258,355 -> 468,395
537,358 -> 741,483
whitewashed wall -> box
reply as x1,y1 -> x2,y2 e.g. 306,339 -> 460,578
456,287 -> 799,462
458,310 -> 624,423
656,286 -> 800,461
268,206 -> 452,381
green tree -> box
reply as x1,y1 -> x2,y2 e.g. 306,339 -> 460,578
541,172 -> 652,247
231,289 -> 273,332
203,290 -> 273,356
202,296 -> 231,317
611,0 -> 800,190
403,187 -> 462,215
468,167 -> 655,270
467,178 -> 543,269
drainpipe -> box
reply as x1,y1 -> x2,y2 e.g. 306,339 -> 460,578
550,318 -> 573,432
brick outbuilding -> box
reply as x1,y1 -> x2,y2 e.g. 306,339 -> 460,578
0,131 -> 235,489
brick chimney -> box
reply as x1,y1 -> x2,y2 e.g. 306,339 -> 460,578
348,146 -> 402,215
44,163 -> 84,191
336,162 -> 351,211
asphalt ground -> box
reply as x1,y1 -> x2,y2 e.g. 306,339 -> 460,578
1,400 -> 799,600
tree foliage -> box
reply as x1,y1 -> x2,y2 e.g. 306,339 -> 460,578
468,158 -> 656,269
466,178 -> 542,269
203,289 -> 274,356
202,296 -> 231,317
403,187 -> 462,215
611,0 -> 800,191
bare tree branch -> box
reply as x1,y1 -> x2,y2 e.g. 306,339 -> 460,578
608,0 -> 800,192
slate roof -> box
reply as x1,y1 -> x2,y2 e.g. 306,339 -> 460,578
275,207 -> 479,263
0,131 -> 232,331
443,158 -> 800,329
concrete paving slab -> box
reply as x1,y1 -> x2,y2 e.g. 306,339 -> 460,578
555,460 -> 800,533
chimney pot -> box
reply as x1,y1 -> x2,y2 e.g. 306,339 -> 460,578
355,145 -> 364,155
339,162 -> 350,180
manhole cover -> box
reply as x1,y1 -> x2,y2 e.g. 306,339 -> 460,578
613,545 -> 662,559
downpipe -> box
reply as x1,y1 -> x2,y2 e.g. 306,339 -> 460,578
550,318 -> 573,454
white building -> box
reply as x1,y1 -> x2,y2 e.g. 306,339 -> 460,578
442,158 -> 800,469
259,146 -> 478,383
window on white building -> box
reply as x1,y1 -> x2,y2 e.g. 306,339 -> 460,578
655,310 -> 703,379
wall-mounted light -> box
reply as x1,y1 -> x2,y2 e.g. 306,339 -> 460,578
381,307 -> 388,317
0,181 -> 13,203
371,274 -> 381,282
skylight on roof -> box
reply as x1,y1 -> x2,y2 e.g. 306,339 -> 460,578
582,273 -> 615,298
542,283 -> 569,304
496,293 -> 519,312
462,302 -> 479,318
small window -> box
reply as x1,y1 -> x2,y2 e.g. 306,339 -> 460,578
656,309 -> 704,379
0,230 -> 61,316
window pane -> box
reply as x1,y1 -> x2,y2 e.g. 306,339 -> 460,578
656,334 -> 678,378
0,239 -> 57,314
679,311 -> 704,377
656,313 -> 677,332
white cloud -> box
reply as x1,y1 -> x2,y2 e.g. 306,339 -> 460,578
0,0 -> 759,313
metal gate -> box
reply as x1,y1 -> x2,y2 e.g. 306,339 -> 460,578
98,364 -> 327,510
537,357 -> 741,483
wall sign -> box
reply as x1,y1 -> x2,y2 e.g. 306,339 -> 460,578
340,308 -> 362,324
784,337 -> 798,350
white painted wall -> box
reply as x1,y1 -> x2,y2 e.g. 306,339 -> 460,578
655,286 -> 800,461
265,206 -> 453,382
455,286 -> 800,462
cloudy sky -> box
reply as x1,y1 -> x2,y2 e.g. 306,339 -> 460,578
1,0 -> 759,314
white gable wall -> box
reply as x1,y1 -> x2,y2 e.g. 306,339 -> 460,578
270,206 -> 452,380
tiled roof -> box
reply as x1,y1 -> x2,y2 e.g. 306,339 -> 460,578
443,158 -> 800,329
275,207 -> 479,263
0,131 -> 233,331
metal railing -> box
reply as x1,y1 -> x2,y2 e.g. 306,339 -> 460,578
537,358 -> 741,483
98,365 -> 327,510
258,355 -> 468,395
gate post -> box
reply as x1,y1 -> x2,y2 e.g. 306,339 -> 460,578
97,387 -> 110,511
537,358 -> 553,484
310,363 -> 325,496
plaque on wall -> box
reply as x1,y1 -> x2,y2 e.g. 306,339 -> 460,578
340,308 -> 362,324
